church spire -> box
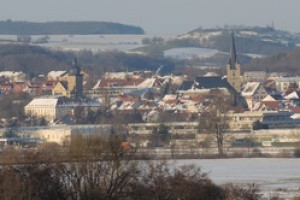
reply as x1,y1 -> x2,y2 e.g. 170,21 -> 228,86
228,32 -> 238,69
72,57 -> 81,75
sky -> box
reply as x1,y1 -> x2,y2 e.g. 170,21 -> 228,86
0,0 -> 299,35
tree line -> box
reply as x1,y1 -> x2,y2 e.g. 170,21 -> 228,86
244,49 -> 300,75
0,44 -> 175,77
0,134 -> 264,200
0,20 -> 144,35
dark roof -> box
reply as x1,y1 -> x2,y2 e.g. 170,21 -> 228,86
270,93 -> 284,100
59,81 -> 68,90
177,81 -> 193,91
69,58 -> 82,76
228,33 -> 239,69
178,77 -> 235,92
194,77 -> 233,90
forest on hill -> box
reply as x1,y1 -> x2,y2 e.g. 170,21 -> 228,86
0,20 -> 144,35
244,49 -> 300,75
0,44 -> 174,77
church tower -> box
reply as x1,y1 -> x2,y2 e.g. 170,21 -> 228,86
226,33 -> 241,93
67,58 -> 83,97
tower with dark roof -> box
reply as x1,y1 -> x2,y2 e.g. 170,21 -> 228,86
67,58 -> 83,97
226,33 -> 241,92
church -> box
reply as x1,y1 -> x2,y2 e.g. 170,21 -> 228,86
177,33 -> 241,100
25,59 -> 101,122
52,58 -> 83,98
226,33 -> 241,93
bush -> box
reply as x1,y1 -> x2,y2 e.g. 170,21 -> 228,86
294,148 -> 300,158
0,137 -> 263,199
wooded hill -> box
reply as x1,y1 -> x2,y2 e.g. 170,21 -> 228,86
244,49 -> 300,75
0,44 -> 174,77
0,20 -> 144,35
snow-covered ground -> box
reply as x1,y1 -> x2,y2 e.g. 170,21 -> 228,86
0,34 -> 173,52
164,47 -> 219,60
172,158 -> 300,199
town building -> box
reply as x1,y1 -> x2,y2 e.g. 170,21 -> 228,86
243,71 -> 266,83
275,77 -> 300,92
24,95 -> 101,122
177,33 -> 241,103
52,59 -> 83,97
241,82 -> 267,111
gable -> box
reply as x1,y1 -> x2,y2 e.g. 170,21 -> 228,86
53,82 -> 68,92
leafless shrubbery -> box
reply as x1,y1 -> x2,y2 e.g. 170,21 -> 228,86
0,135 -> 263,199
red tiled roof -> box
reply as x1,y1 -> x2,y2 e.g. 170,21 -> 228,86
164,99 -> 179,105
283,88 -> 296,96
187,95 -> 204,102
259,101 -> 282,111
290,107 -> 300,113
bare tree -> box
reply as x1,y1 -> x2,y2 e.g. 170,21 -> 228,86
198,95 -> 231,155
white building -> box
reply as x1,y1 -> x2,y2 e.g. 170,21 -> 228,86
275,77 -> 300,92
25,96 -> 101,122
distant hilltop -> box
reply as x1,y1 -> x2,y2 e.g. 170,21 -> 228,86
174,25 -> 300,55
0,20 -> 145,35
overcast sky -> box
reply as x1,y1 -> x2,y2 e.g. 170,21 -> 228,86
0,0 -> 299,35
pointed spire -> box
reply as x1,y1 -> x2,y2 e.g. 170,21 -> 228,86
72,57 -> 81,75
229,32 -> 238,69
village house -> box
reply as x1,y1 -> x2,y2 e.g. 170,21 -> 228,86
47,71 -> 68,81
241,82 -> 267,111
177,33 -> 241,106
275,77 -> 300,92
242,71 -> 266,83
52,59 -> 83,98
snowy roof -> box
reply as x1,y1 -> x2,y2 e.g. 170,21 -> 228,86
47,71 -> 67,78
25,97 -> 59,108
0,71 -> 25,77
163,94 -> 177,101
241,82 -> 260,96
204,72 -> 218,77
25,95 -> 101,108
137,78 -> 160,88
92,80 -> 101,89
284,91 -> 300,100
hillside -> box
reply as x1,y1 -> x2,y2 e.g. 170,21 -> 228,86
244,49 -> 300,74
0,20 -> 144,35
133,26 -> 300,68
0,44 -> 174,76
179,26 -> 299,55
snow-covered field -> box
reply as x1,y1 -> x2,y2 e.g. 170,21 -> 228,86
0,34 -> 173,52
173,158 -> 300,198
37,35 -> 146,52
164,47 -> 219,60
0,34 -> 264,59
